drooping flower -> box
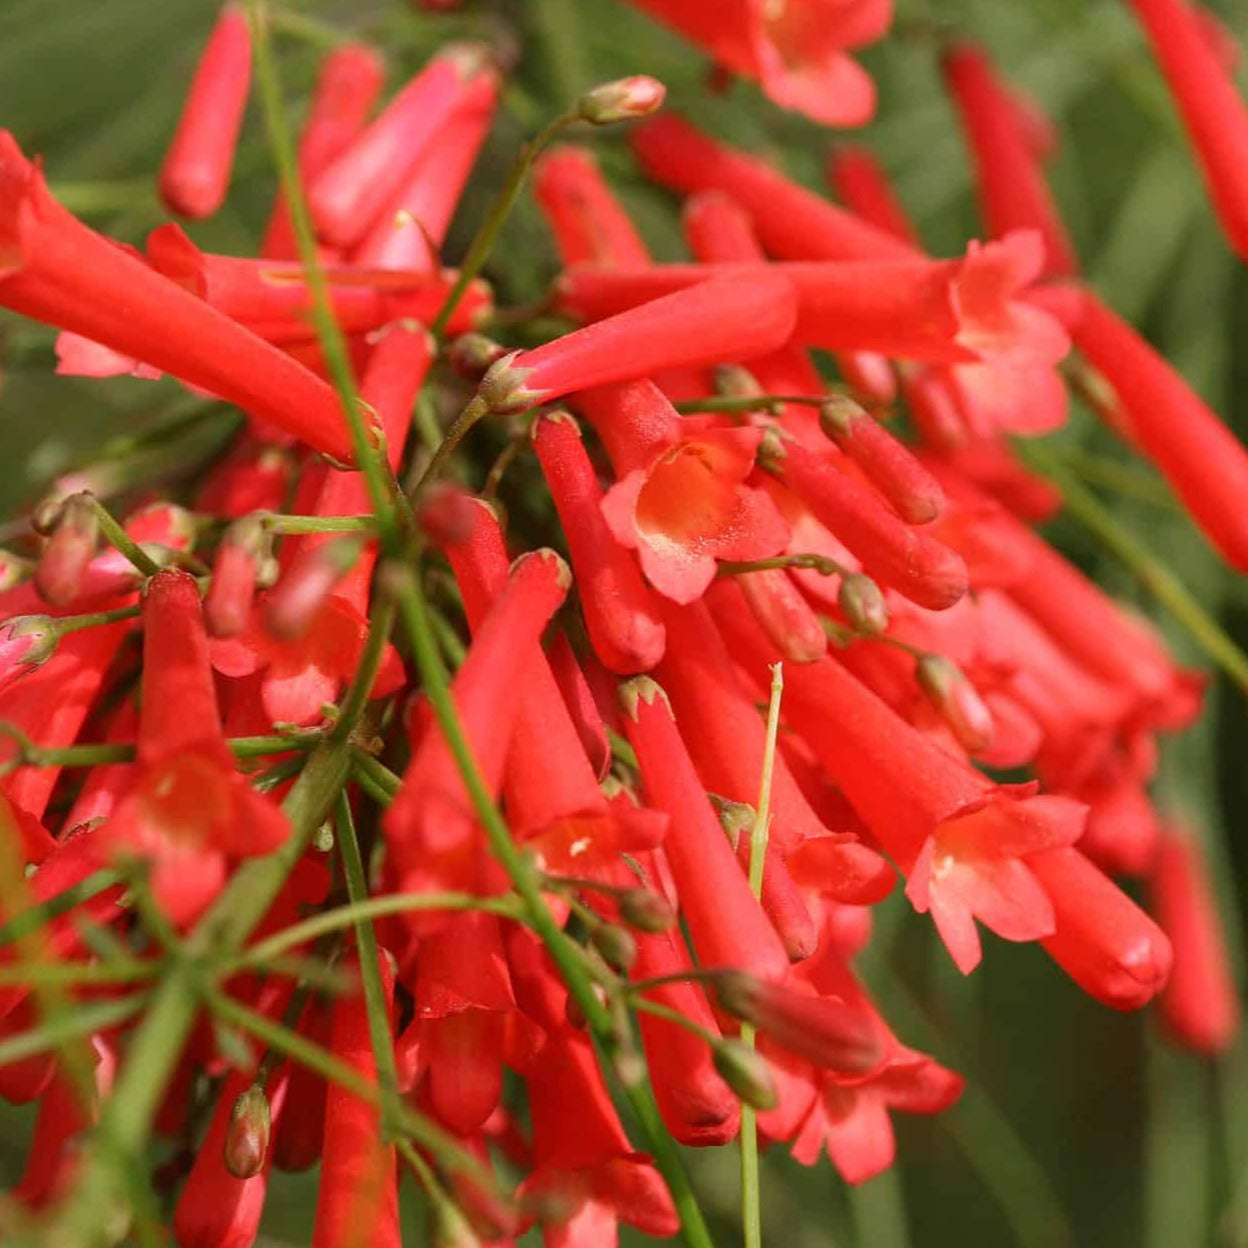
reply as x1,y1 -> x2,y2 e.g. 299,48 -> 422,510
94,569 -> 291,924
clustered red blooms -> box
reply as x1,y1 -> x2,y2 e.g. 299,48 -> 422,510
0,0 -> 1244,1244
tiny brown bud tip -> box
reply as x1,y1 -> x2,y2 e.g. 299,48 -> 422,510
713,1039 -> 779,1111
839,573 -> 889,636
35,494 -> 99,607
617,888 -> 677,934
711,968 -> 763,1020
577,75 -> 666,125
512,547 -> 573,591
713,364 -> 764,401
446,332 -> 509,382
590,920 -> 638,972
224,1085 -> 271,1180
818,393 -> 869,441
756,427 -> 788,471
916,654 -> 994,753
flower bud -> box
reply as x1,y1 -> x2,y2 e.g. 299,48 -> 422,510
716,799 -> 756,851
838,572 -> 889,635
446,333 -> 509,382
224,1085 -> 271,1180
416,485 -> 488,549
713,363 -> 772,410
577,76 -> 666,125
590,920 -> 638,973
915,654 -> 994,754
712,969 -> 883,1074
712,1039 -> 778,1111
36,493 -> 99,607
617,887 -> 677,933
205,516 -> 268,638
0,614 -> 60,672
264,535 -> 363,640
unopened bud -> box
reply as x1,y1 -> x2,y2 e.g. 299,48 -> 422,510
36,493 -> 98,607
713,364 -> 770,409
479,352 -> 540,415
30,495 -> 67,537
838,573 -> 889,636
0,615 -> 60,670
713,1039 -> 778,1111
576,75 -> 666,125
264,535 -> 363,641
312,820 -> 335,853
617,887 -> 677,934
224,1085 -> 271,1180
205,516 -> 268,638
916,654 -> 994,754
590,920 -> 637,973
416,484 -> 487,549
446,333 -> 509,382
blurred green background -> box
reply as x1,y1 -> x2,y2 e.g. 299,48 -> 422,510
4,0 -> 1248,1244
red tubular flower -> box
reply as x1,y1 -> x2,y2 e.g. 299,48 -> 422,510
657,596 -> 894,904
397,911 -> 543,1134
1030,846 -> 1172,1009
826,145 -> 921,247
531,411 -> 666,673
522,1029 -> 679,1244
624,0 -> 891,124
353,65 -> 500,270
309,47 -> 493,249
210,326 -> 430,723
533,147 -> 652,268
477,271 -> 798,414
158,3 -> 252,220
714,971 -> 884,1075
144,225 -> 489,343
1151,829 -> 1239,1054
557,238 -> 1070,368
0,132 -> 354,463
1126,0 -> 1248,260
767,438 -> 968,611
312,953 -> 401,1248
630,925 -> 741,1145
382,550 -> 570,903
782,654 -> 1086,972
569,379 -> 790,604
736,568 -> 828,664
173,1065 -> 291,1248
442,501 -> 667,874
819,395 -> 945,525
262,44 -> 386,260
1035,284 -> 1248,573
96,570 -> 290,924
631,115 -> 916,262
942,43 -> 1078,277
620,676 -> 791,982
205,516 -> 266,638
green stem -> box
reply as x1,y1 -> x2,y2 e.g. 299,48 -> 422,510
674,393 -> 842,415
54,603 -> 142,637
329,594 -> 396,744
352,750 -> 401,799
263,513 -> 378,536
246,0 -> 398,537
334,792 -> 401,1127
85,496 -> 162,577
632,996 -> 723,1047
430,111 -> 579,339
390,563 -> 715,1248
235,892 -> 522,969
0,994 -> 149,1070
718,553 -> 844,578
1018,440 -> 1248,692
0,731 -> 318,772
408,394 -> 489,499
207,989 -> 499,1191
0,869 -> 122,950
741,662 -> 783,1248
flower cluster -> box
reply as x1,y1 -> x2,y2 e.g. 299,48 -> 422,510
0,1 -> 1242,1245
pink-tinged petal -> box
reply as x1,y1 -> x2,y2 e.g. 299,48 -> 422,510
261,657 -> 339,726
600,472 -> 646,552
821,1087 -> 897,1185
635,532 -> 719,604
225,782 -> 292,857
547,1198 -> 618,1248
944,854 -> 1056,944
877,1053 -> 966,1115
754,48 -> 878,128
908,839 -> 983,973
789,1099 -> 830,1166
207,632 -> 266,679
949,360 -> 1068,437
148,845 -> 228,927
55,333 -> 162,379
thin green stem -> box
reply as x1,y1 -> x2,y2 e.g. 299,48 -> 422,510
408,394 -> 489,499
632,996 -> 723,1048
390,563 -> 715,1248
0,994 -> 149,1071
329,594 -> 396,744
740,663 -> 783,1248
674,392 -> 844,415
335,792 -> 401,1128
0,731 -> 318,773
718,553 -> 844,578
352,750 -> 401,800
54,604 -> 142,637
85,495 -> 161,577
263,513 -> 378,536
0,869 -> 122,950
207,988 -> 500,1192
1018,440 -> 1248,692
430,111 -> 579,338
246,0 -> 397,536
236,892 -> 522,969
